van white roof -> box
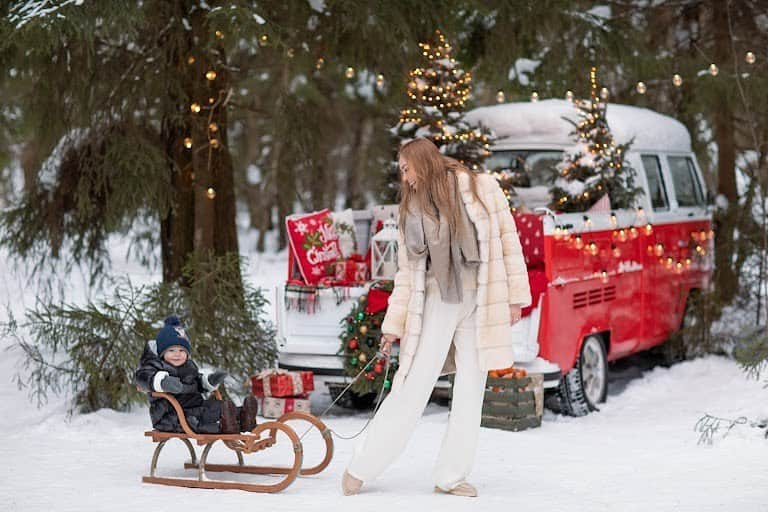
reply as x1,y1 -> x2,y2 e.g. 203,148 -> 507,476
465,99 -> 692,153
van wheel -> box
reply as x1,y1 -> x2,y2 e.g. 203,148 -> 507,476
657,290 -> 700,366
555,335 -> 608,417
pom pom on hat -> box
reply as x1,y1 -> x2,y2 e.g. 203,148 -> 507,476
156,315 -> 191,356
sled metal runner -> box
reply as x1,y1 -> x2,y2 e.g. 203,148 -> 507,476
141,389 -> 334,493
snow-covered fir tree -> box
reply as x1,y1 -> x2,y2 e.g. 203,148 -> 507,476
390,30 -> 493,184
549,67 -> 642,213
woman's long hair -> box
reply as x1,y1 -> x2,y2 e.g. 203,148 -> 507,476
397,138 -> 488,235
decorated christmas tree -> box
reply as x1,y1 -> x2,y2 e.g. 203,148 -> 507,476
391,29 -> 494,174
549,67 -> 643,213
338,281 -> 398,397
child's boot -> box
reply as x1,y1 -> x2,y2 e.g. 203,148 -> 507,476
219,400 -> 240,434
240,396 -> 259,432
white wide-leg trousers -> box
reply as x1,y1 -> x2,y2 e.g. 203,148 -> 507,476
346,273 -> 488,491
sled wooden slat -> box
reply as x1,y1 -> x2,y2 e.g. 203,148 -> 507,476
140,389 -> 333,493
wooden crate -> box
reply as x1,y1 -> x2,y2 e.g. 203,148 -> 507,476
449,373 -> 544,432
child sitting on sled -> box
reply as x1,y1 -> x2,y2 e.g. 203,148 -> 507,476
134,315 -> 259,434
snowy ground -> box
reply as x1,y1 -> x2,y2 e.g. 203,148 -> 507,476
1,232 -> 767,511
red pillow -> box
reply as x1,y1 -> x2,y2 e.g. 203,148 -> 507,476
513,213 -> 545,269
286,209 -> 343,285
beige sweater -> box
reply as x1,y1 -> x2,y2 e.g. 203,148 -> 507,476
381,170 -> 532,378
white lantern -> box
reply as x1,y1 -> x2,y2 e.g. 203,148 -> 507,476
371,216 -> 399,280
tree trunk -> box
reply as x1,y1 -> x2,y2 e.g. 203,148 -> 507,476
346,114 -> 374,210
711,0 -> 739,303
160,0 -> 239,284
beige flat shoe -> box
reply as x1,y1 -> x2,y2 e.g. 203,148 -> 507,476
434,481 -> 478,497
342,470 -> 363,496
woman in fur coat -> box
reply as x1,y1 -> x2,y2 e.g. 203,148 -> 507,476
342,138 -> 532,497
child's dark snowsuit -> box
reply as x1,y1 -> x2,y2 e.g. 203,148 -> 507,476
134,342 -> 223,434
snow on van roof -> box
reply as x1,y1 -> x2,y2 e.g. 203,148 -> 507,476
465,99 -> 692,152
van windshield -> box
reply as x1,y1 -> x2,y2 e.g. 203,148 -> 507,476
485,150 -> 563,209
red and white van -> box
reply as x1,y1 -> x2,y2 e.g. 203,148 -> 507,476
465,100 -> 714,415
276,100 -> 713,415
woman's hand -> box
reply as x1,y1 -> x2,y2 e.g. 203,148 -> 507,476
380,333 -> 398,356
510,304 -> 522,325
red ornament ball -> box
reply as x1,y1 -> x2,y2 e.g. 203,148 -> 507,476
373,364 -> 383,374
348,339 -> 358,350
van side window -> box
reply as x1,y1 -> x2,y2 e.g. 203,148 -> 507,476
667,156 -> 704,207
641,155 -> 668,210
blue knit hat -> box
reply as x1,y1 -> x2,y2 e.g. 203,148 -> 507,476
155,315 -> 191,356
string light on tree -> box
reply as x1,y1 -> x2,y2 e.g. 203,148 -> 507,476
183,137 -> 192,149
531,91 -> 539,102
205,70 -> 217,81
600,87 -> 609,99
345,66 -> 355,79
673,74 -> 683,87
496,90 -> 505,103
259,34 -> 268,46
565,90 -> 574,102
636,81 -> 647,94
376,73 -> 385,89
390,29 -> 494,185
209,122 -> 218,132
206,187 -> 216,199
745,51 -> 756,64
187,55 -> 195,65
315,57 -> 325,70
190,102 -> 201,113
548,67 -> 643,213
708,63 -> 719,76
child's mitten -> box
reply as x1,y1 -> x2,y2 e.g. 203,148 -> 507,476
208,371 -> 229,388
157,374 -> 184,393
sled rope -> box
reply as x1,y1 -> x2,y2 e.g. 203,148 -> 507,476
297,351 -> 391,441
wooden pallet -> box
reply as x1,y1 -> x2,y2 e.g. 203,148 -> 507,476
141,389 -> 333,493
449,373 -> 544,432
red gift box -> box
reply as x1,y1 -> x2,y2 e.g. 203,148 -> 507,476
333,253 -> 369,284
251,369 -> 314,398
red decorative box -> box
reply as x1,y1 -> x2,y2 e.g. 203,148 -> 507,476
333,254 -> 368,283
260,396 -> 311,419
251,369 -> 315,398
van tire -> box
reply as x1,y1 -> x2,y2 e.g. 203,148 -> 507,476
657,289 -> 700,366
554,335 -> 608,417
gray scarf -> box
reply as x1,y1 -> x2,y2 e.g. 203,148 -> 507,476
404,171 -> 480,304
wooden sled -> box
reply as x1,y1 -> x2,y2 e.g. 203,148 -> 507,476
142,389 -> 334,493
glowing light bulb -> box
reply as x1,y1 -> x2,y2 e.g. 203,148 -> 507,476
600,87 -> 609,99
745,51 -> 756,64
345,67 -> 355,79
673,74 -> 683,87
565,90 -> 574,101
709,63 -> 719,76
206,187 -> 216,199
183,137 -> 192,149
496,90 -> 505,103
636,81 -> 647,94
205,70 -> 216,81
190,102 -> 201,113
315,57 -> 325,70
530,91 -> 539,102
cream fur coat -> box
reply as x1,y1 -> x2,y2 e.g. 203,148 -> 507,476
380,170 -> 532,382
